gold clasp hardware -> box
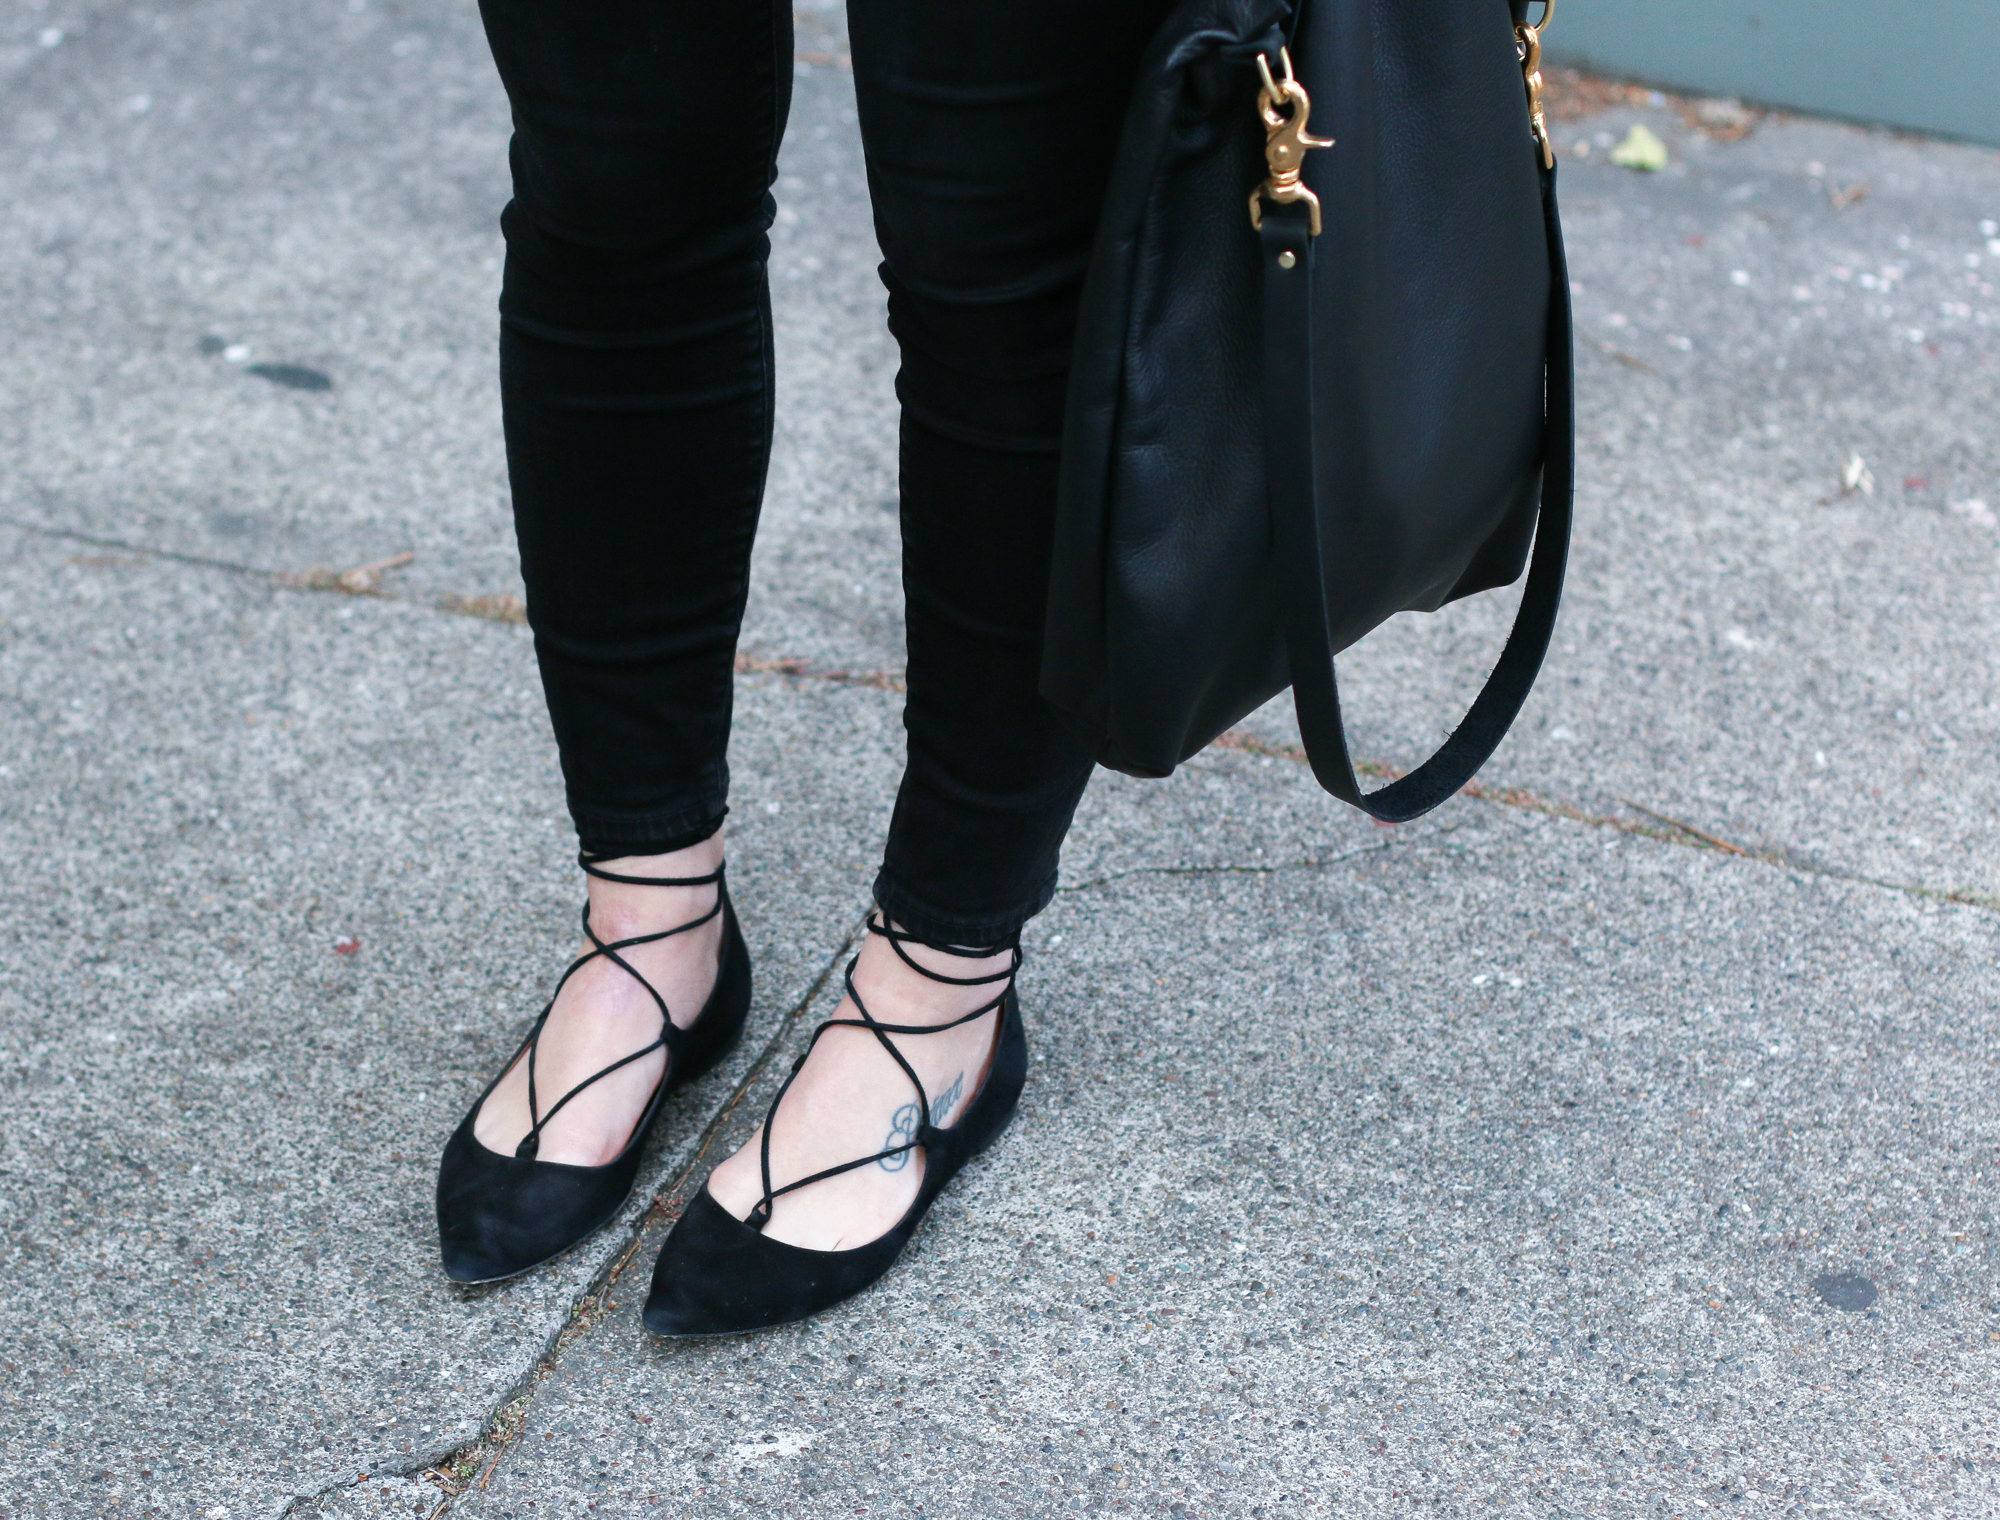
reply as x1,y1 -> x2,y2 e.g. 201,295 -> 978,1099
1516,0 -> 1555,169
1248,48 -> 1333,236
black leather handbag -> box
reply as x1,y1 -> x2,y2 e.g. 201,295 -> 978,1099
1042,0 -> 1572,820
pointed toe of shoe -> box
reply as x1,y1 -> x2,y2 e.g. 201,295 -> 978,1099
642,1188 -> 902,1337
435,1119 -> 634,1284
438,1232 -> 517,1286
637,1276 -> 732,1338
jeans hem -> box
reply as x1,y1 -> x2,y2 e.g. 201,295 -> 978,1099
572,800 -> 728,861
870,866 -> 1055,949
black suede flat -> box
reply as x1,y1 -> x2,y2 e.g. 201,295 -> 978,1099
436,859 -> 751,1285
642,922 -> 1025,1337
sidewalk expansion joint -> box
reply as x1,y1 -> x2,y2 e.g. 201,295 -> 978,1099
11,515 -> 1991,919
278,917 -> 863,1518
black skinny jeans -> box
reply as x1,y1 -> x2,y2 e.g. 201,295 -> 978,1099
479,0 -> 1173,945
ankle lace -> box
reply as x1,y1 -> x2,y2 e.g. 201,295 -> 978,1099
508,853 -> 725,1161
746,916 -> 1019,1230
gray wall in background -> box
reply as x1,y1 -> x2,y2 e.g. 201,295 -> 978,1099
1546,0 -> 2000,147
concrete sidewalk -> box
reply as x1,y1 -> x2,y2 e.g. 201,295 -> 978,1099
2,3 -> 1997,1518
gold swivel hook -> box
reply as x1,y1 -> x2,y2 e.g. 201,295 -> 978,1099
1516,0 -> 1556,169
1248,48 -> 1334,237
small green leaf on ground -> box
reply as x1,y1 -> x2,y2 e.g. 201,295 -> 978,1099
1609,123 -> 1668,171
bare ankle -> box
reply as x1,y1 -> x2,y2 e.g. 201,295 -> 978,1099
583,834 -> 726,938
850,918 -> 1016,1026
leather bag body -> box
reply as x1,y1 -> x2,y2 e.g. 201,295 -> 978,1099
1042,0 -> 1573,820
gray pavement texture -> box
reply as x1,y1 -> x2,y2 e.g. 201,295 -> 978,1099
0,3 -> 1996,1519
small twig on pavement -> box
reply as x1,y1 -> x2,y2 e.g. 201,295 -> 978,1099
475,1447 -> 505,1492
337,550 -> 415,592
289,550 -> 416,595
438,590 -> 526,624
464,1392 -> 535,1493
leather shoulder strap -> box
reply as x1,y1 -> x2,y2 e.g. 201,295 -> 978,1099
1255,161 -> 1573,821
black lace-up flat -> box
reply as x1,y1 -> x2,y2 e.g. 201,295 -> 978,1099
436,855 -> 751,1284
641,919 -> 1025,1336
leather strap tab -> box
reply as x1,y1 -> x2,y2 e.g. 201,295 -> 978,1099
1257,160 -> 1573,821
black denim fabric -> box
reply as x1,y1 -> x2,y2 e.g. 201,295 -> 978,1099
477,0 -> 1173,944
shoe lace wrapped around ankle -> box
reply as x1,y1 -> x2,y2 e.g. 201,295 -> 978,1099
745,917 -> 1019,1230
510,854 -> 726,1161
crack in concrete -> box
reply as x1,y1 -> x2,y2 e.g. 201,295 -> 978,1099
1055,841 -> 1394,897
277,921 -> 861,1518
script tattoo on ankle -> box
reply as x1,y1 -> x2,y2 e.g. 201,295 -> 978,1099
931,1070 -> 964,1126
877,1071 -> 965,1172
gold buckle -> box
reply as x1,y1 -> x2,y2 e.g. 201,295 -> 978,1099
1248,48 -> 1334,237
1516,0 -> 1555,169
